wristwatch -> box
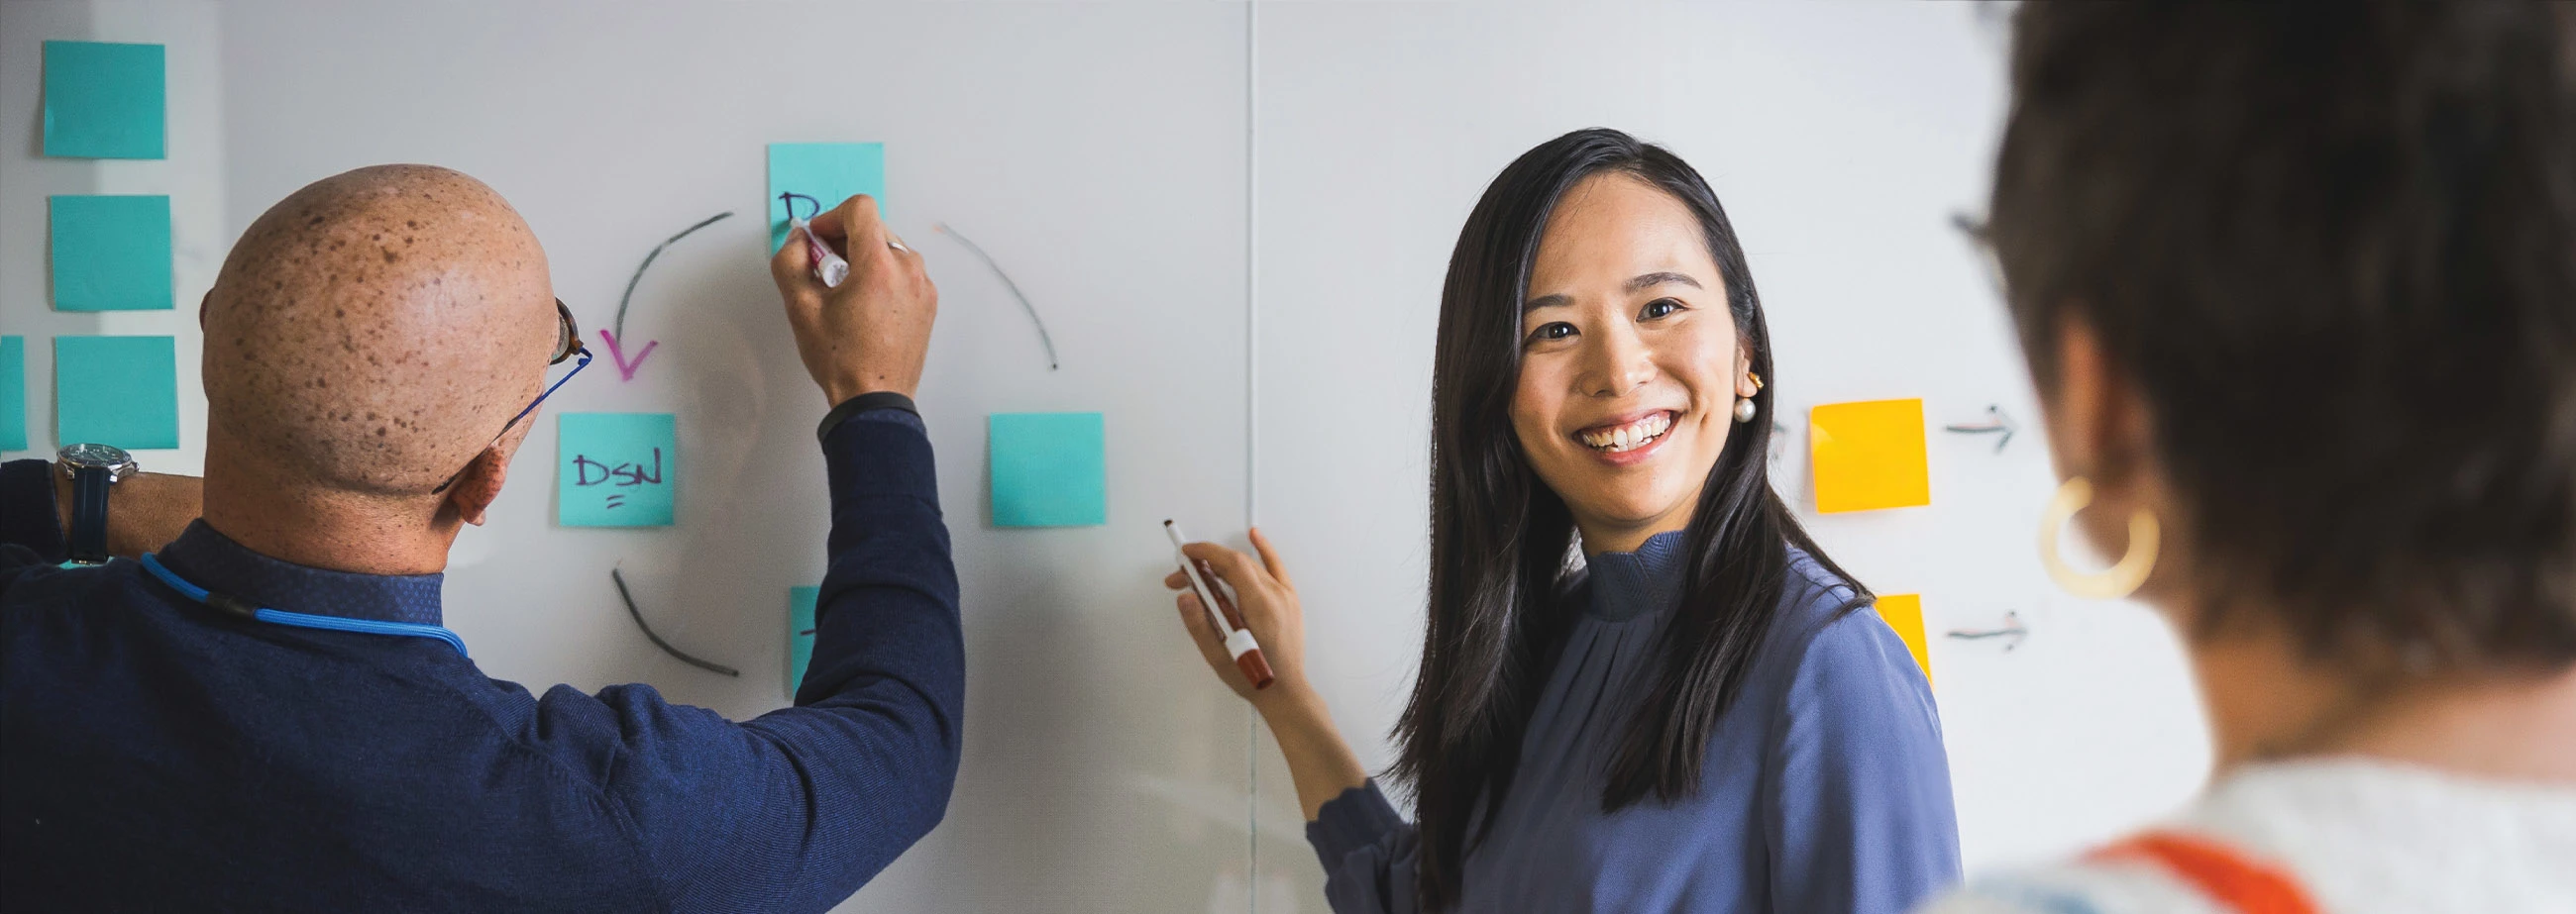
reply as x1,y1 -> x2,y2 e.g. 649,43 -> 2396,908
57,444 -> 138,565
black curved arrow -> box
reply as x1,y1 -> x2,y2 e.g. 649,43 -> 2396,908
613,211 -> 735,340
611,567 -> 740,677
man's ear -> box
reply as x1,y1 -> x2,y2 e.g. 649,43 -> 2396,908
199,290 -> 212,330
445,419 -> 535,527
446,446 -> 510,527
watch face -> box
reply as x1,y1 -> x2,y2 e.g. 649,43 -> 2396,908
61,443 -> 134,467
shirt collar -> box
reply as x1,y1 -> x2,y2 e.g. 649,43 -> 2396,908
151,521 -> 444,626
1583,529 -> 1690,622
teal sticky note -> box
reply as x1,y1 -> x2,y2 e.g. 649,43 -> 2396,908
52,195 -> 174,311
559,413 -> 678,527
990,412 -> 1107,528
767,142 -> 886,253
788,585 -> 819,699
55,336 -> 178,450
43,41 -> 165,159
1,338 -> 26,452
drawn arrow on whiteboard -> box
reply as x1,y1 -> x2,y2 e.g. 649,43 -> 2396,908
611,567 -> 740,677
600,210 -> 733,381
596,330 -> 658,382
1944,611 -> 2029,651
934,222 -> 1060,370
1943,404 -> 2019,453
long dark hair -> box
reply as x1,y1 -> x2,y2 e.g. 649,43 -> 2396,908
1390,128 -> 1867,910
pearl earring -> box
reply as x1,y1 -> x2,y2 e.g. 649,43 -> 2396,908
1733,371 -> 1764,423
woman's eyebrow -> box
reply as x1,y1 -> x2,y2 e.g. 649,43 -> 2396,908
1627,271 -> 1702,293
1522,273 -> 1705,312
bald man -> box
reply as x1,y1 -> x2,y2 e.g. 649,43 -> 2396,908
0,165 -> 961,912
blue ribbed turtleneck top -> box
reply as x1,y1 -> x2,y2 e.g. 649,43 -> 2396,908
1307,532 -> 1961,913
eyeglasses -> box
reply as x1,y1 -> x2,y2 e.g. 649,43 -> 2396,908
431,298 -> 592,495
546,296 -> 583,365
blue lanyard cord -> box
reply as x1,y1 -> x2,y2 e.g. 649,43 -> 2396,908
137,554 -> 470,659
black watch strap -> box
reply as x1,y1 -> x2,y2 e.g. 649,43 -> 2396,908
68,464 -> 111,565
816,390 -> 920,443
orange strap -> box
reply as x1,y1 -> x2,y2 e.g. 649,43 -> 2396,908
2088,831 -> 2321,914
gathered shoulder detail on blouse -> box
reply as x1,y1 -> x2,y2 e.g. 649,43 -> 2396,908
1308,779 -> 1422,914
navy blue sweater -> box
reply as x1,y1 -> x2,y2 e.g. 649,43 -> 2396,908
0,409 -> 963,912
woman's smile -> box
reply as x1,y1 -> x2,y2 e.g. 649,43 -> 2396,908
1573,408 -> 1685,465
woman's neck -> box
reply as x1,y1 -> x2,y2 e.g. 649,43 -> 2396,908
2196,632 -> 2576,785
1574,503 -> 1696,556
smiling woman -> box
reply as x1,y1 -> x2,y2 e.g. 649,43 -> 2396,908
1165,128 -> 1962,913
1509,176 -> 1760,550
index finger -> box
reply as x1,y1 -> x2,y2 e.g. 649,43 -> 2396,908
1248,527 -> 1293,588
1179,541 -> 1270,593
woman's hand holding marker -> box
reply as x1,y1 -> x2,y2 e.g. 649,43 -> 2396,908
1164,526 -> 1367,820
1166,527 -> 1308,710
1166,521 -> 1276,690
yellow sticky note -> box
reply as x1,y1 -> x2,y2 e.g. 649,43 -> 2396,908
1876,593 -> 1932,687
1809,398 -> 1930,513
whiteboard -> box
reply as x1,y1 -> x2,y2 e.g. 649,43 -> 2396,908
0,3 -> 2212,912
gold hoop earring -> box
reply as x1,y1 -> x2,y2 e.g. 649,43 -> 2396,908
2038,476 -> 2160,600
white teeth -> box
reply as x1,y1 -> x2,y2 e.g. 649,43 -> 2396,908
1579,412 -> 1675,453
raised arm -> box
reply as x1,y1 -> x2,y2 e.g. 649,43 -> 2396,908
1169,533 -> 1370,819
1167,533 -> 1417,912
576,403 -> 960,910
561,193 -> 962,911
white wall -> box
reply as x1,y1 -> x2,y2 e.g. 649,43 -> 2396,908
0,3 -> 2211,912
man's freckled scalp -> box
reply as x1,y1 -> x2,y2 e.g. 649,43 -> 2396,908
204,164 -> 554,496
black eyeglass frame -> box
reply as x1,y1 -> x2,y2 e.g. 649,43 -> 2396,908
547,297 -> 582,364
431,298 -> 592,494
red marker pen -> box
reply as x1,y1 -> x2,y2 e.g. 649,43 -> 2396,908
1165,520 -> 1275,690
788,214 -> 850,289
